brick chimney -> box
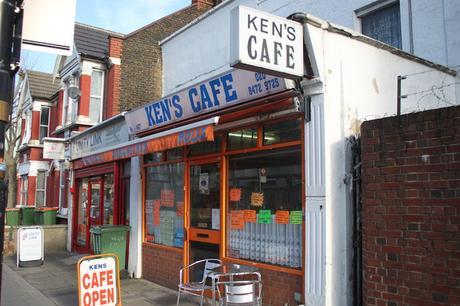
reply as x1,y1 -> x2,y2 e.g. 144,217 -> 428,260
192,0 -> 215,9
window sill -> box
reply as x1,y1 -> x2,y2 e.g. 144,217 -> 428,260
222,256 -> 303,276
142,241 -> 183,253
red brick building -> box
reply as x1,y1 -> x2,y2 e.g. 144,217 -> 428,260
17,23 -> 124,218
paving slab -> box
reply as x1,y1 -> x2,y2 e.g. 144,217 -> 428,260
2,252 -> 204,306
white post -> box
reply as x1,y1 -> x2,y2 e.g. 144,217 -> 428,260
127,156 -> 142,278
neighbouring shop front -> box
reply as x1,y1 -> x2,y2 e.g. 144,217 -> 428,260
124,68 -> 305,304
69,116 -> 132,259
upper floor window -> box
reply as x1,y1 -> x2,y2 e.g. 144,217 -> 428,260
36,170 -> 47,207
90,69 -> 104,123
39,106 -> 50,143
357,0 -> 401,49
62,74 -> 80,126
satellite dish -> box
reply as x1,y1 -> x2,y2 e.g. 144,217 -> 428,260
67,85 -> 81,100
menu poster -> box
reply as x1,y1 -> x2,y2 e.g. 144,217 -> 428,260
243,210 -> 256,223
145,200 -> 154,231
161,189 -> 175,207
176,201 -> 184,217
212,208 -> 220,230
229,188 -> 242,202
250,192 -> 264,207
258,210 -> 272,224
153,200 -> 161,226
230,210 -> 245,230
290,210 -> 303,224
275,210 -> 290,224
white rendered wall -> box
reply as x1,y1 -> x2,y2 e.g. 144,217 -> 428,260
162,0 -> 460,95
128,156 -> 142,278
161,2 -> 459,305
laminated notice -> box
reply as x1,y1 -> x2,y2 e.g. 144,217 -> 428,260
161,189 -> 175,207
258,210 -> 272,224
229,188 -> 242,202
243,210 -> 256,223
275,210 -> 289,224
153,199 -> 161,226
230,210 -> 245,230
290,210 -> 303,224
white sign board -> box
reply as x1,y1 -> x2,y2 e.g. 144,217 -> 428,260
71,120 -> 129,160
17,227 -> 44,267
22,0 -> 77,56
230,5 -> 304,79
124,68 -> 294,135
78,254 -> 121,306
43,140 -> 65,160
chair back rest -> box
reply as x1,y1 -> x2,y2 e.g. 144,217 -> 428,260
202,259 -> 221,282
225,282 -> 256,304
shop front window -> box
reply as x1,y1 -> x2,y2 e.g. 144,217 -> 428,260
263,118 -> 302,146
77,178 -> 88,247
227,128 -> 258,150
227,147 -> 303,268
145,163 -> 184,248
103,173 -> 114,224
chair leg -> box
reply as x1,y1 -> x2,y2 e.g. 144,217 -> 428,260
176,290 -> 181,306
200,291 -> 204,306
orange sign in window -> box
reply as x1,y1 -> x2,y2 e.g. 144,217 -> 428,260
153,200 -> 161,226
275,210 -> 290,224
250,192 -> 264,207
161,189 -> 175,207
229,188 -> 242,202
176,201 -> 183,217
230,210 -> 245,230
243,210 -> 256,223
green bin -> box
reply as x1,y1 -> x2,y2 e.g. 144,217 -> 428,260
34,207 -> 58,225
34,209 -> 42,225
90,225 -> 130,271
18,206 -> 35,225
6,208 -> 20,226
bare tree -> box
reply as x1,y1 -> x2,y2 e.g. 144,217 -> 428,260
4,70 -> 25,208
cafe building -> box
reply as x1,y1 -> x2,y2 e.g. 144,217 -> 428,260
68,2 -> 457,305
130,2 -> 456,306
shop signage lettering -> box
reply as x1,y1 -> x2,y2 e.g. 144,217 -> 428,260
72,120 -> 129,160
77,254 -> 121,306
230,5 -> 304,79
124,68 -> 292,135
80,125 -> 214,167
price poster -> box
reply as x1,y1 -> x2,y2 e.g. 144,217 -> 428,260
161,189 -> 175,207
230,210 -> 245,230
243,210 -> 256,223
176,201 -> 183,217
258,210 -> 272,224
229,188 -> 242,202
290,210 -> 303,224
250,192 -> 264,207
275,210 -> 290,224
153,200 -> 161,226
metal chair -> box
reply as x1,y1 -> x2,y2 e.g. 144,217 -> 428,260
177,258 -> 222,306
215,272 -> 262,305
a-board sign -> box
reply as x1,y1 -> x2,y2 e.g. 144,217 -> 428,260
77,254 -> 121,306
17,226 -> 44,267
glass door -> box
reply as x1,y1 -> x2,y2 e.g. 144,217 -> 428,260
76,178 -> 89,251
89,179 -> 102,227
188,161 -> 221,265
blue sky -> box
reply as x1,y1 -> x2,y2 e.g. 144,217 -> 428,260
21,0 -> 191,73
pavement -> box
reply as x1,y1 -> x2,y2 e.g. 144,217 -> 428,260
1,252 -> 202,306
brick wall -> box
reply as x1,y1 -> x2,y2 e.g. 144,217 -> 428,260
361,106 -> 460,305
142,243 -> 183,289
256,267 -> 302,305
119,4 -> 213,112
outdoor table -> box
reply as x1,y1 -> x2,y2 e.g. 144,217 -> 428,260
209,262 -> 259,305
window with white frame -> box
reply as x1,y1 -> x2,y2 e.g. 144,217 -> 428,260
39,106 -> 50,143
90,69 -> 104,123
35,170 -> 46,207
357,0 -> 401,49
62,78 -> 70,126
20,175 -> 28,206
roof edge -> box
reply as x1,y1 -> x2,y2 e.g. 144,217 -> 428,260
75,22 -> 125,38
304,13 -> 457,76
160,0 -> 234,46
